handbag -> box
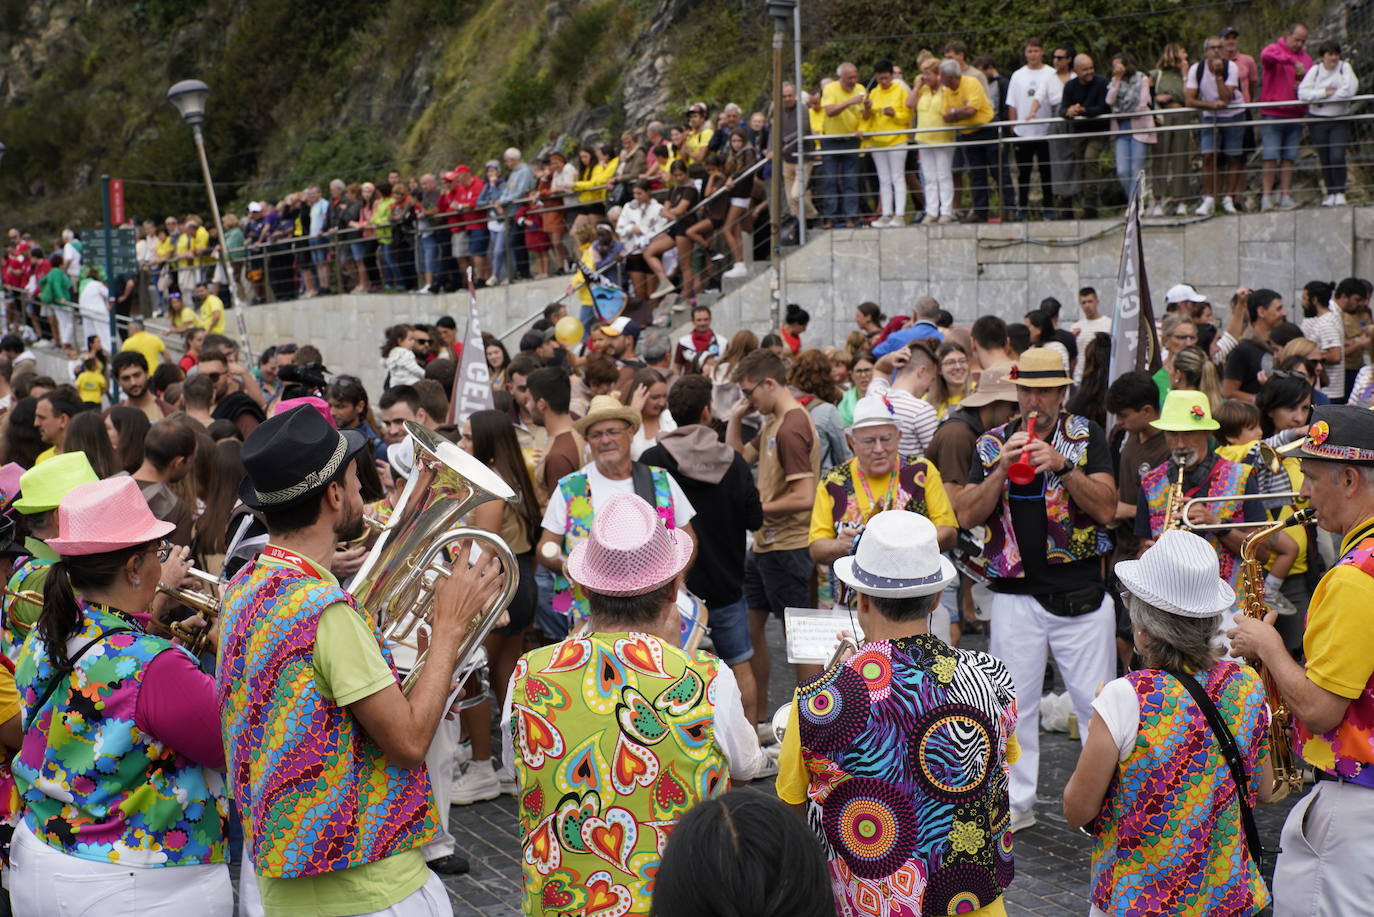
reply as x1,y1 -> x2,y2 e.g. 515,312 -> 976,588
1172,670 -> 1269,870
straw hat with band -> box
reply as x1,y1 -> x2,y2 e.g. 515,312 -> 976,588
573,395 -> 642,438
1007,348 -> 1072,388
239,406 -> 368,511
13,453 -> 99,515
1150,390 -> 1219,432
961,363 -> 1019,409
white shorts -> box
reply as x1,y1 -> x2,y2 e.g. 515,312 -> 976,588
729,196 -> 751,209
450,231 -> 470,259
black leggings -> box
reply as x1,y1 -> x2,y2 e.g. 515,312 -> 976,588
1309,118 -> 1350,195
1014,139 -> 1053,209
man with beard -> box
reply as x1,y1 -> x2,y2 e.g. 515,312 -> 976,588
220,407 -> 502,911
111,351 -> 165,422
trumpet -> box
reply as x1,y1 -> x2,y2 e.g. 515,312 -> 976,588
350,421 -> 518,694
770,635 -> 860,744
1180,492 -> 1304,531
158,566 -> 224,657
1258,439 -> 1305,475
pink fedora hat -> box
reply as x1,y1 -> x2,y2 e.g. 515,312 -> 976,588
46,477 -> 176,556
274,395 -> 337,427
566,493 -> 692,597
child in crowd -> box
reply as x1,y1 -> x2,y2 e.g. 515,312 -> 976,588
75,356 -> 105,405
1214,399 -> 1303,616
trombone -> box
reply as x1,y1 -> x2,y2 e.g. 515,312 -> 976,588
1180,492 -> 1306,531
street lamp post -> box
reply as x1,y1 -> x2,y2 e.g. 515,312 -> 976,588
766,0 -> 795,333
167,79 -> 252,362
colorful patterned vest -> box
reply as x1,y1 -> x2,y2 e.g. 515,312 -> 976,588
511,633 -> 727,917
2,555 -> 53,659
13,604 -> 228,866
796,635 -> 1018,915
552,467 -> 675,627
0,653 -> 18,831
975,413 -> 1112,579
218,560 -> 439,879
1293,535 -> 1374,778
1089,663 -> 1269,916
1141,457 -> 1250,608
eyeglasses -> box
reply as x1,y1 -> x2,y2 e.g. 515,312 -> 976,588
941,358 -> 969,369
204,372 -> 223,383
740,383 -> 759,401
148,540 -> 173,563
414,338 -> 431,346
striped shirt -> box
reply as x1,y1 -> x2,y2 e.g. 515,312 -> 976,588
866,376 -> 939,456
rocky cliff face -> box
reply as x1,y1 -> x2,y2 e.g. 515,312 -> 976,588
0,0 -> 1348,236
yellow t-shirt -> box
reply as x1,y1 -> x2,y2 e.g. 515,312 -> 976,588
155,236 -> 175,264
574,159 -> 620,203
121,330 -> 167,370
173,304 -> 199,330
821,80 -> 867,136
859,82 -> 913,147
775,692 -> 1016,917
944,75 -> 994,133
807,106 -> 824,147
809,458 -> 958,545
1214,443 -> 1307,576
198,294 -> 226,334
33,446 -> 56,465
915,85 -> 956,145
192,226 -> 212,266
0,668 -> 18,726
76,370 -> 105,404
683,128 -> 714,162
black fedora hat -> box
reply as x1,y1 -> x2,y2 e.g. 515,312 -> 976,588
238,406 -> 368,510
1300,405 -> 1374,465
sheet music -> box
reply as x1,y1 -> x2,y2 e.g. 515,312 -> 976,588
783,607 -> 864,664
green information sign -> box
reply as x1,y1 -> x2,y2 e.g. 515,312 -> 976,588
85,226 -> 139,278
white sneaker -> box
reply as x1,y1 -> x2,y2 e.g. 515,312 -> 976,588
498,766 -> 518,796
1260,195 -> 1273,212
756,722 -> 779,747
1221,196 -> 1237,215
870,216 -> 889,228
1265,586 -> 1299,616
921,213 -> 938,225
1335,193 -> 1347,206
1149,204 -> 1165,218
455,739 -> 471,766
417,284 -> 432,294
753,752 -> 780,779
721,263 -> 749,279
1010,809 -> 1037,833
1195,196 -> 1215,217
937,213 -> 956,224
1279,194 -> 1296,210
1321,194 -> 1335,207
450,761 -> 502,805
1175,202 -> 1189,217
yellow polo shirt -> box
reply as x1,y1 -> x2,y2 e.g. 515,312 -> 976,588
859,82 -> 913,147
683,128 -> 713,162
944,75 -> 994,133
198,294 -> 226,334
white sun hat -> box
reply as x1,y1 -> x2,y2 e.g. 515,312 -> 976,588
847,394 -> 903,432
833,510 -> 956,598
1114,529 -> 1236,618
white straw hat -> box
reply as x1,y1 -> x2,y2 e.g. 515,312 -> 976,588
833,510 -> 956,598
1114,529 -> 1235,618
847,394 -> 902,432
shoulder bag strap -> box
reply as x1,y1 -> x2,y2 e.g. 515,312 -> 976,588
1172,669 -> 1267,868
630,461 -> 657,507
23,629 -> 133,731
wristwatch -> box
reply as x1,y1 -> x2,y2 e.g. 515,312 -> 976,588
1059,459 -> 1078,477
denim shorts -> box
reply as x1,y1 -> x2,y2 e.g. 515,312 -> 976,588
419,232 -> 440,274
309,240 -> 329,264
1261,115 -> 1303,161
467,228 -> 490,257
1200,119 -> 1245,158
743,547 -> 813,617
705,596 -> 753,665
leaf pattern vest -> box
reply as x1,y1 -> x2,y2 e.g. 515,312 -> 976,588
14,604 -> 228,866
511,633 -> 726,917
1089,663 -> 1269,916
552,468 -> 675,627
974,413 -> 1111,579
218,561 -> 439,879
796,635 -> 1018,916
1141,457 -> 1250,608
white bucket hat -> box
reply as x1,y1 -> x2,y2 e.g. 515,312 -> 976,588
847,394 -> 902,432
833,510 -> 956,598
1114,529 -> 1236,618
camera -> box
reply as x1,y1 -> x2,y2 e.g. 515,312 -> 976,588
279,361 -> 330,398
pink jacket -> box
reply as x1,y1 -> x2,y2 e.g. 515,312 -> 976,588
1106,74 -> 1157,144
1260,39 -> 1313,118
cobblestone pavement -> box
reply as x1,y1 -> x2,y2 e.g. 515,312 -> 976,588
433,619 -> 1299,916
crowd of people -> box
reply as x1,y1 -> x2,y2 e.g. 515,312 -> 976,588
3,23 -> 1361,336
0,247 -> 1364,916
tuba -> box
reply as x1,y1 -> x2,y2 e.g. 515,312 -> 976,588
350,421 -> 519,694
1236,506 -> 1316,802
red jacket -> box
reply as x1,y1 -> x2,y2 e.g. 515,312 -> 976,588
449,179 -> 486,232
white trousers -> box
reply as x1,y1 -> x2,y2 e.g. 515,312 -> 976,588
422,716 -> 460,860
53,307 -> 76,349
8,820 -> 233,917
1273,779 -> 1374,916
79,307 -> 112,353
238,860 -> 453,917
988,590 -> 1115,816
870,147 -> 907,219
919,147 -> 956,217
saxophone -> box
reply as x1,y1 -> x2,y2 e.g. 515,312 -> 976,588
1163,463 -> 1187,530
1236,506 -> 1316,802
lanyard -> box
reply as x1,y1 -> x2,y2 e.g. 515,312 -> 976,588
855,463 -> 899,517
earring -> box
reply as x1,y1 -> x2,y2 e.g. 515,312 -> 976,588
132,576 -> 142,587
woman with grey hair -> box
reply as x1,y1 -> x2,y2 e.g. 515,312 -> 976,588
1064,529 -> 1275,916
